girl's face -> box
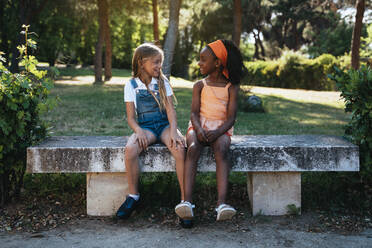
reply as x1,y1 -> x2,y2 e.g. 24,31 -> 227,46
141,53 -> 163,78
198,47 -> 217,75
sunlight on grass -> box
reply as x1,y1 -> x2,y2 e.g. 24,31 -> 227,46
44,70 -> 349,137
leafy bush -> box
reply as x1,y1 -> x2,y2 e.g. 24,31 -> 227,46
0,26 -> 54,205
243,52 -> 339,91
306,20 -> 353,58
329,65 -> 372,180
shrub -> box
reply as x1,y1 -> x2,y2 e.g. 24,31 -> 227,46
329,65 -> 372,180
0,26 -> 54,205
243,53 -> 338,91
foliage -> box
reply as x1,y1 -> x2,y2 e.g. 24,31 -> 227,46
286,204 -> 300,216
329,65 -> 372,180
306,19 -> 353,58
361,23 -> 372,59
243,51 -> 338,90
0,26 -> 54,205
35,1 -> 84,66
1,0 -> 370,75
263,0 -> 312,51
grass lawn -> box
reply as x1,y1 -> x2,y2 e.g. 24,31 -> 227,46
43,73 -> 349,137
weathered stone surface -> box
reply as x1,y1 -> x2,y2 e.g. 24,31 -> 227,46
86,173 -> 128,216
247,172 -> 301,215
27,135 -> 359,173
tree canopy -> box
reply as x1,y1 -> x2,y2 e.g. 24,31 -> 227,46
0,0 -> 370,76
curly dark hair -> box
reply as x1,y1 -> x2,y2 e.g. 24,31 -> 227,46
207,39 -> 246,85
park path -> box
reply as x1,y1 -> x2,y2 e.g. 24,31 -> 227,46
1,219 -> 371,248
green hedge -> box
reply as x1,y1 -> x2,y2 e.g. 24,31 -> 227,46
329,65 -> 372,180
0,28 -> 54,205
243,52 -> 339,91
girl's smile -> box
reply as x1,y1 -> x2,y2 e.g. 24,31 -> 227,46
142,54 -> 162,78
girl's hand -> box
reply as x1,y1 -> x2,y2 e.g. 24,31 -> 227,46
135,128 -> 148,150
205,130 -> 220,143
196,128 -> 208,143
170,130 -> 185,150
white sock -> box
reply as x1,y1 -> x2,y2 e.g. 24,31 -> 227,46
129,194 -> 140,201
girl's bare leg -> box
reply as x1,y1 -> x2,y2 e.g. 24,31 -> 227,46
184,130 -> 204,203
160,127 -> 186,200
211,134 -> 231,206
124,130 -> 156,194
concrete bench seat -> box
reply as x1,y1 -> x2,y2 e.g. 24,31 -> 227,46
27,135 -> 359,216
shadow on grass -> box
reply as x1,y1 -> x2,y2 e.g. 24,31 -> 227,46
236,95 -> 349,136
45,83 -> 348,136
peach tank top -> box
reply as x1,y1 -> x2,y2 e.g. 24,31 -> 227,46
188,79 -> 233,136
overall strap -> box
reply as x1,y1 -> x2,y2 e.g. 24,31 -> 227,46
130,78 -> 138,89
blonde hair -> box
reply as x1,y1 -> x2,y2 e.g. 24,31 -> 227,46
132,43 -> 175,110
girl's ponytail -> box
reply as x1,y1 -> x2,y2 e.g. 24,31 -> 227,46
221,40 -> 246,85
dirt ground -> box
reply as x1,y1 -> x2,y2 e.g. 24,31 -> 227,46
1,214 -> 372,248
1,181 -> 372,247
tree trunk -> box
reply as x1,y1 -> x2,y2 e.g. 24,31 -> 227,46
94,0 -> 105,83
103,0 -> 112,81
292,20 -> 300,50
257,29 -> 265,58
152,0 -> 160,46
351,0 -> 365,70
162,0 -> 182,78
253,30 -> 264,60
232,0 -> 242,47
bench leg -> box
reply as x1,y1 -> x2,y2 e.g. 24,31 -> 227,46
86,172 -> 128,216
247,172 -> 301,215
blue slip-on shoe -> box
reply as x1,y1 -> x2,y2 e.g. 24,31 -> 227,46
116,196 -> 140,220
179,218 -> 193,228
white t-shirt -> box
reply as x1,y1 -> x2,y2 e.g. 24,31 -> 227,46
124,77 -> 173,108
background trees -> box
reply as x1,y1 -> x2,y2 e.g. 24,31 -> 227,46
0,0 -> 370,77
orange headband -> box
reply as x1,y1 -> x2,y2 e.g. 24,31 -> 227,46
208,40 -> 229,79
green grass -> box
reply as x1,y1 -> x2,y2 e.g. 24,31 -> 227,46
43,81 -> 349,137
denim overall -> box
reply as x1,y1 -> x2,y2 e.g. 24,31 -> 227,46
131,78 -> 169,140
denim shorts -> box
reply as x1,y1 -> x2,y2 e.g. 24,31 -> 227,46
139,112 -> 169,141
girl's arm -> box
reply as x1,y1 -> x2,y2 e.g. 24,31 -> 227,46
126,102 -> 149,150
164,95 -> 185,149
205,84 -> 239,143
190,81 -> 208,143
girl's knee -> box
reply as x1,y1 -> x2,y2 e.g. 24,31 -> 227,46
213,143 -> 229,160
172,147 -> 185,161
125,144 -> 139,160
187,142 -> 202,156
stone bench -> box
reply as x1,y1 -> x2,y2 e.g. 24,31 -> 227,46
26,135 -> 359,216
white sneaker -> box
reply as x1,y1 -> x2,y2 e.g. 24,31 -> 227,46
175,201 -> 195,219
216,204 -> 236,221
